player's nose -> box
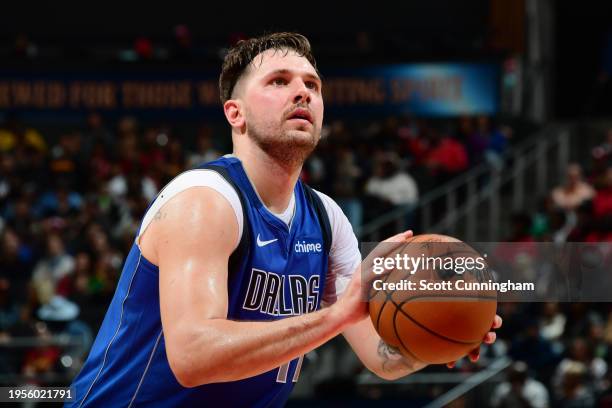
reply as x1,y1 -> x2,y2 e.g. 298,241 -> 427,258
292,81 -> 311,105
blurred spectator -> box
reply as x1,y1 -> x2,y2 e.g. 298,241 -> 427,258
475,116 -> 510,168
0,152 -> 17,205
0,228 -> 35,302
592,167 -> 612,218
365,153 -> 418,207
107,164 -> 157,204
0,116 -> 46,153
87,142 -> 114,185
510,318 -> 558,372
599,369 -> 612,407
139,127 -> 165,181
586,318 -> 608,366
466,115 -> 510,168
48,132 -> 84,189
3,194 -> 36,243
37,295 -> 79,322
0,277 -> 20,335
164,137 -> 186,181
21,321 -> 61,382
531,196 -> 575,243
604,310 -> 612,345
332,146 -> 363,230
81,113 -> 115,161
552,164 -> 595,212
465,116 -> 488,165
590,128 -> 612,163
424,128 -> 469,183
303,152 -> 327,191
401,118 -> 429,167
31,234 -> 75,305
553,337 -> 608,398
540,302 -> 566,343
553,361 -> 596,408
186,125 -> 221,168
565,304 -> 603,340
69,252 -> 113,329
490,361 -> 550,408
34,181 -> 83,220
78,224 -> 123,285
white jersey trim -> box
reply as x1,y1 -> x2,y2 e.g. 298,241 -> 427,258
138,169 -> 243,249
312,190 -> 362,306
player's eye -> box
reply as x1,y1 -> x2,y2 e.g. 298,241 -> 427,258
305,81 -> 319,91
271,77 -> 288,86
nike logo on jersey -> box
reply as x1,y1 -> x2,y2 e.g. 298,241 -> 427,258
256,234 -> 278,247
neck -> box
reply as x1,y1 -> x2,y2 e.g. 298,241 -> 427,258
233,142 -> 302,214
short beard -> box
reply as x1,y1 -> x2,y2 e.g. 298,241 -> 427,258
247,124 -> 319,170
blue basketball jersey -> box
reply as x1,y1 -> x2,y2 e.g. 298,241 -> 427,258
68,156 -> 331,407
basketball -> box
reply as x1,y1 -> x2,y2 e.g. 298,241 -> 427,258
368,234 -> 498,364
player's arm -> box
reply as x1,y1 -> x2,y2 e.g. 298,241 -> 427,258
341,268 -> 428,380
153,187 -> 362,387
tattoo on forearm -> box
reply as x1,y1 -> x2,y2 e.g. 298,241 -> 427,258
377,339 -> 418,373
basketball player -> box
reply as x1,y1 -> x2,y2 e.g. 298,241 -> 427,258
68,33 -> 501,407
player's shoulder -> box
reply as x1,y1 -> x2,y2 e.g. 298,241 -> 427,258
163,167 -> 234,193
154,169 -> 240,214
139,168 -> 244,246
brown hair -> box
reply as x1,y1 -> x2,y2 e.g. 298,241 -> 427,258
218,32 -> 318,104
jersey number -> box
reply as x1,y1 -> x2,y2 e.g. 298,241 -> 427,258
276,355 -> 304,383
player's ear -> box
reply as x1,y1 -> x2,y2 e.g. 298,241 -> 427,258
223,99 -> 245,129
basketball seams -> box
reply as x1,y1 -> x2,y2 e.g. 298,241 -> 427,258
392,298 -> 484,345
374,298 -> 386,333
371,237 -> 420,347
391,306 -> 424,363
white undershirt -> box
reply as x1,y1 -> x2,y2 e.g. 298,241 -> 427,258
266,191 -> 296,227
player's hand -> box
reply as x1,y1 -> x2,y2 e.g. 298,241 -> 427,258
446,314 -> 502,369
335,230 -> 414,326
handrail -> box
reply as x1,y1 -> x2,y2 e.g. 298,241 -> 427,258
423,357 -> 512,408
357,370 -> 473,385
357,123 -> 571,240
0,336 -> 84,348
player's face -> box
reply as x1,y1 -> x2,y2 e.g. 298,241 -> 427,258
239,49 -> 324,166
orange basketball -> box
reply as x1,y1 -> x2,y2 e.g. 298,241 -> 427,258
368,234 -> 497,365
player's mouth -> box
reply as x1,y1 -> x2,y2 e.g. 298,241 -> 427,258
286,108 -> 313,125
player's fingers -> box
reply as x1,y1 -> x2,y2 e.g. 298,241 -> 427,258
363,230 -> 413,265
468,348 -> 480,362
483,331 -> 496,344
383,230 -> 413,243
492,315 -> 502,329
446,361 -> 456,369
